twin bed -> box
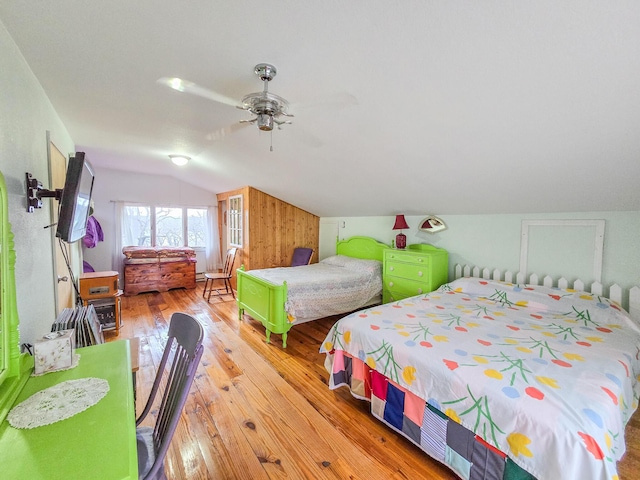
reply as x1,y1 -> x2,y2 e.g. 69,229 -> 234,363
237,236 -> 389,347
237,236 -> 640,479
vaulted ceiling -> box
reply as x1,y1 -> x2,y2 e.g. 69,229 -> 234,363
1,2 -> 639,216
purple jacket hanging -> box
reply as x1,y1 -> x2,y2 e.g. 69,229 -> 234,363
83,215 -> 104,248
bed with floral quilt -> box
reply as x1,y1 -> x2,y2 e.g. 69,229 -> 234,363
320,277 -> 640,480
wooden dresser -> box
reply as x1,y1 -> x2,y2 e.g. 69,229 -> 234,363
123,246 -> 196,296
382,244 -> 448,303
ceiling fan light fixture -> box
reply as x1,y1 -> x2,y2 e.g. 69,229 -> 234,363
239,64 -> 293,138
169,154 -> 190,166
257,114 -> 273,131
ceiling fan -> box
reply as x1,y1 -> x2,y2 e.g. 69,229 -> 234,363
158,63 -> 356,151
158,63 -> 293,134
238,63 -> 293,131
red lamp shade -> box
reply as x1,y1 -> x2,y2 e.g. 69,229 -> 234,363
393,214 -> 410,230
392,214 -> 409,249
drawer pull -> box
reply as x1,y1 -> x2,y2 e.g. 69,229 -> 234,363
389,281 -> 394,287
418,258 -> 423,262
417,288 -> 423,294
389,266 -> 394,271
418,271 -> 423,277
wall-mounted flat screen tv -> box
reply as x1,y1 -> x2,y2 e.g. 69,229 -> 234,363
56,152 -> 95,243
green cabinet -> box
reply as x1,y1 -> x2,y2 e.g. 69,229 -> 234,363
382,244 -> 448,303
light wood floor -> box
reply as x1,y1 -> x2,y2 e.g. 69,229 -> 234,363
106,284 -> 640,480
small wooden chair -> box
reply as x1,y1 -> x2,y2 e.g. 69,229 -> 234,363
203,247 -> 237,301
291,247 -> 314,267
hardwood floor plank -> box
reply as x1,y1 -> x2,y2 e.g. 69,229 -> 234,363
106,284 -> 639,480
203,321 -> 387,479
188,374 -> 268,480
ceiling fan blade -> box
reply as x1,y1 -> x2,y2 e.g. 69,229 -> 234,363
292,126 -> 323,148
157,77 -> 240,108
292,92 -> 358,111
205,122 -> 250,143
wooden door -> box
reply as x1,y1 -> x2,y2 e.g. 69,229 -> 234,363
220,199 -> 228,260
49,139 -> 73,313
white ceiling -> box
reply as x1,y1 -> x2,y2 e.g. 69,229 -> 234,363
2,1 -> 639,217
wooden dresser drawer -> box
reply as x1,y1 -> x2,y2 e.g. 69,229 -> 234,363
124,260 -> 196,295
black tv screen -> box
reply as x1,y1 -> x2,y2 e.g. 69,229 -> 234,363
56,152 -> 95,243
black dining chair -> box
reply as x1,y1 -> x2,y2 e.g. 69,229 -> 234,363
135,312 -> 204,480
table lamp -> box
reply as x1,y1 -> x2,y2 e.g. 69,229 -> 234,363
392,214 -> 410,249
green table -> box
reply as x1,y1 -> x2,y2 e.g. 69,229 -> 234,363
0,340 -> 137,479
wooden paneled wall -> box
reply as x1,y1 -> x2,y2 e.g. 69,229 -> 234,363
216,186 -> 319,286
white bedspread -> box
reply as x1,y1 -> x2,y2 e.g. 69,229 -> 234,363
247,255 -> 382,323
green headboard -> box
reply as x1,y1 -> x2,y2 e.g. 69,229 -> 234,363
335,236 -> 390,262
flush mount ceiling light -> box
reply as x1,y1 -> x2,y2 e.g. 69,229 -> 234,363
169,155 -> 190,166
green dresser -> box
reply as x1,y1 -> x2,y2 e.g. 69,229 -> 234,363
382,244 -> 448,303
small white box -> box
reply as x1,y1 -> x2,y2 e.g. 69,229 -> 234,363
34,329 -> 75,375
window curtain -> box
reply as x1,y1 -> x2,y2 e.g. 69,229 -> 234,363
205,206 -> 222,271
112,201 -> 142,281
112,201 -> 126,281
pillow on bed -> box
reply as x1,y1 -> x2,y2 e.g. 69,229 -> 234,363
443,277 -> 635,328
320,255 -> 382,275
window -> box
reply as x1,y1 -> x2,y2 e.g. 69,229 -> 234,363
187,208 -> 206,248
228,195 -> 243,247
155,207 -> 183,246
122,204 -> 208,249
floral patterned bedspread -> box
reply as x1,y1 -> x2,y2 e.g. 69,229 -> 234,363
247,255 -> 382,323
320,278 -> 640,480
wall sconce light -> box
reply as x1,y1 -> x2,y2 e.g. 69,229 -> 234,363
169,155 -> 190,166
419,215 -> 447,233
392,214 -> 410,249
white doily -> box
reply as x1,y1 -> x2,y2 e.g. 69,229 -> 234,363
7,377 -> 110,429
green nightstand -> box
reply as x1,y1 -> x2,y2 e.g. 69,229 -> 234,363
382,244 -> 448,303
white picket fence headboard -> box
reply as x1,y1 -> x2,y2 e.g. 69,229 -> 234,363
453,264 -> 640,325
